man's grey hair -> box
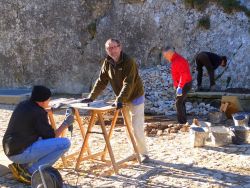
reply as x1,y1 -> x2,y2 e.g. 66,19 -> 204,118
106,38 -> 121,46
162,46 -> 175,52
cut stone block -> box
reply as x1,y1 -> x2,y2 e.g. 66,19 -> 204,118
0,88 -> 31,104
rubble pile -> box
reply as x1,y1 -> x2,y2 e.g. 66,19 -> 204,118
144,122 -> 190,136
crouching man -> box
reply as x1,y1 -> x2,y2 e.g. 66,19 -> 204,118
2,85 -> 74,184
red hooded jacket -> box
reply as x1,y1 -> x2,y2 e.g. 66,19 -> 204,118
171,53 -> 192,88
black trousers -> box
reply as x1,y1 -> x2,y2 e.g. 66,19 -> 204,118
196,53 -> 215,87
175,81 -> 192,124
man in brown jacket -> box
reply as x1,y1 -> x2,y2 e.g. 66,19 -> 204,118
81,38 -> 149,162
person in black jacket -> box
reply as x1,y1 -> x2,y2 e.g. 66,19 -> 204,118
196,52 -> 227,91
2,85 -> 74,184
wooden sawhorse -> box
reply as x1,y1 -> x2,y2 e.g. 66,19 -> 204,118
68,103 -> 141,174
47,106 -> 90,167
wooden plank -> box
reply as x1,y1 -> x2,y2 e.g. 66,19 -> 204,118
74,109 -> 91,155
63,151 -> 80,160
116,154 -> 137,166
74,106 -> 141,173
70,103 -> 115,111
101,109 -> 120,161
75,111 -> 96,170
47,110 -> 57,130
47,110 -> 69,167
97,112 -> 119,174
79,151 -> 105,161
188,91 -> 226,99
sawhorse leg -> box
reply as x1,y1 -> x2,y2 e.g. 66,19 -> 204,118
101,109 -> 120,161
75,111 -> 97,170
97,112 -> 119,174
47,110 -> 57,130
48,109 -> 90,167
74,109 -> 91,155
75,107 -> 141,173
47,110 -> 68,166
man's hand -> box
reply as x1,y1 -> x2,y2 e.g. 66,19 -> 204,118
176,87 -> 183,96
80,98 -> 93,103
62,114 -> 74,126
51,103 -> 63,111
112,102 -> 123,109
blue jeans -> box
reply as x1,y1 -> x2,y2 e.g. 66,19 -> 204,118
9,137 -> 70,174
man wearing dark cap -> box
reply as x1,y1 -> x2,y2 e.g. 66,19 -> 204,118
195,52 -> 227,91
2,85 -> 74,184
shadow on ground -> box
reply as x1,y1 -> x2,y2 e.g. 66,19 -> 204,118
106,159 -> 250,187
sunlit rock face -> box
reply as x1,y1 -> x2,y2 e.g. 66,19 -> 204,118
0,0 -> 249,95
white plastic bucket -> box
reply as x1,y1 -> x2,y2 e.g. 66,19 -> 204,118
190,127 -> 209,147
210,126 -> 232,146
232,112 -> 249,126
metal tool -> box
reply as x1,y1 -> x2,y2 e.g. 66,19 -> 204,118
65,107 -> 75,137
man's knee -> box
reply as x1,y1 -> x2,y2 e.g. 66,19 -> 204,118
58,138 -> 71,150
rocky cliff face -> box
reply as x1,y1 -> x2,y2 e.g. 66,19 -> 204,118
0,0 -> 249,93
241,0 -> 250,9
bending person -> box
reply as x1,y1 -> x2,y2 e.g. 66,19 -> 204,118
196,52 -> 227,91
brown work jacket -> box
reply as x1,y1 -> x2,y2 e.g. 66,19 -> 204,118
89,52 -> 144,103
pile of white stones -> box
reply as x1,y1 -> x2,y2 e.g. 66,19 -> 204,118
100,64 -> 217,116
141,64 -> 217,115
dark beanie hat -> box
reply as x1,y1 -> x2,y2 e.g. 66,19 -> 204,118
31,85 -> 51,102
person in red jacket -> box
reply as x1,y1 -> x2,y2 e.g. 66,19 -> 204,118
162,47 -> 192,124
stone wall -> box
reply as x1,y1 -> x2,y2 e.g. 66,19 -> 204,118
0,0 -> 249,93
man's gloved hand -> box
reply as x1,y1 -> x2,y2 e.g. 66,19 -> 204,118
80,98 -> 93,103
176,87 -> 183,96
112,101 -> 123,109
62,114 -> 74,126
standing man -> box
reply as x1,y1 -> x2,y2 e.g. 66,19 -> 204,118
162,47 -> 192,124
81,38 -> 149,162
2,85 -> 74,184
195,52 -> 227,91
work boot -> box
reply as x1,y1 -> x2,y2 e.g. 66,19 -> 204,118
141,154 -> 150,163
8,163 -> 31,185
